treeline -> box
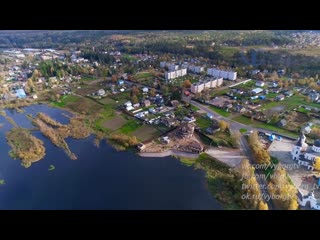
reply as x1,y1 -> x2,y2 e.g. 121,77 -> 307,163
38,60 -> 90,78
80,50 -> 114,65
248,131 -> 271,165
247,131 -> 298,210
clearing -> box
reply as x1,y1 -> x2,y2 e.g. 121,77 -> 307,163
130,125 -> 160,142
102,115 -> 127,131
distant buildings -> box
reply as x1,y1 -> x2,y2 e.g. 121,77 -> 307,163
207,68 -> 237,81
165,68 -> 187,80
190,78 -> 223,94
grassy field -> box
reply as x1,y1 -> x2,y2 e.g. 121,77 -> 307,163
239,128 -> 247,133
118,119 -> 142,134
190,105 -> 200,111
51,95 -> 79,108
232,115 -> 299,138
261,94 -> 320,111
93,105 -> 116,133
98,97 -> 117,106
196,115 -> 212,129
102,115 -> 127,131
209,106 -> 230,117
135,72 -> 152,80
253,122 -> 299,138
130,125 -> 160,142
232,115 -> 253,125
81,75 -> 97,81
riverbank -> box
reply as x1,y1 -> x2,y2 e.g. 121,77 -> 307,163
139,150 -> 199,158
176,153 -> 245,210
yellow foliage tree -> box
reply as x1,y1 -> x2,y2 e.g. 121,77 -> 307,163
183,80 -> 192,88
313,157 -> 320,171
258,201 -> 269,210
219,120 -> 229,132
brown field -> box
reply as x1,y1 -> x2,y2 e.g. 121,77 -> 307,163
130,125 -> 160,142
65,97 -> 104,115
103,115 -> 127,130
99,97 -> 116,105
75,85 -> 103,96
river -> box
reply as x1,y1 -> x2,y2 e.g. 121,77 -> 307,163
0,104 -> 221,209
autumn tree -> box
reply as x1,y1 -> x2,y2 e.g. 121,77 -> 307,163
111,75 -> 117,83
219,120 -> 229,132
268,165 -> 298,210
131,95 -> 139,104
150,88 -> 156,97
239,159 -> 268,210
313,157 -> 320,171
131,86 -> 140,96
258,201 -> 269,210
25,78 -> 36,94
183,79 -> 192,88
248,131 -> 271,165
32,69 -> 40,81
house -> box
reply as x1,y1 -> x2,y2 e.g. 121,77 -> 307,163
16,89 -> 26,99
160,136 -> 170,144
133,103 -> 140,108
284,90 -> 293,97
162,118 -> 176,128
309,92 -> 320,102
143,99 -> 151,107
142,87 -> 149,93
32,94 -> 38,99
117,80 -> 124,85
206,125 -> 220,135
177,123 -> 195,138
234,105 -> 246,113
276,94 -> 285,101
182,116 -> 196,123
97,89 -> 105,96
148,108 -> 156,114
277,119 -> 287,127
255,81 -> 265,87
136,143 -> 146,151
298,191 -> 320,210
251,88 -> 263,95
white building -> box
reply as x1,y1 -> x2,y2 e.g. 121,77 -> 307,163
187,65 -> 204,73
165,68 -> 187,80
207,68 -> 237,81
298,191 -> 320,210
190,78 -> 223,94
291,133 -> 320,170
251,88 -> 264,95
255,81 -> 265,87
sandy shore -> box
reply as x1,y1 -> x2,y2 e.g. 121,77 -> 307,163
138,150 -> 199,158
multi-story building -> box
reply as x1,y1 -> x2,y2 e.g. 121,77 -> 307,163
165,68 -> 187,80
190,78 -> 223,93
207,68 -> 237,81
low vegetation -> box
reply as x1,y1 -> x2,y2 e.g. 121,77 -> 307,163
6,128 -> 46,168
33,118 -> 77,160
108,133 -> 139,150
